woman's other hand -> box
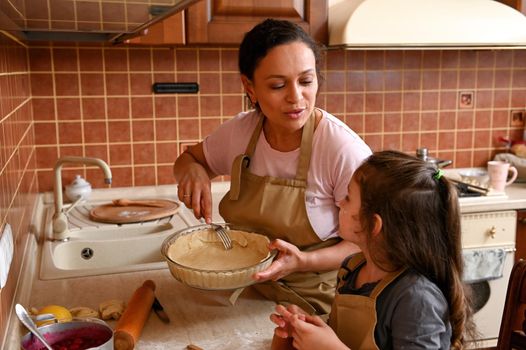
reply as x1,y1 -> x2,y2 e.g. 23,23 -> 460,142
253,239 -> 305,282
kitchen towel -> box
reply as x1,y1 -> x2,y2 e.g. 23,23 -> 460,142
462,247 -> 507,283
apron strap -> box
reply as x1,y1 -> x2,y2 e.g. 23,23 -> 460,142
228,115 -> 264,200
229,154 -> 250,200
296,111 -> 315,182
369,268 -> 406,299
246,113 -> 265,157
340,253 -> 406,300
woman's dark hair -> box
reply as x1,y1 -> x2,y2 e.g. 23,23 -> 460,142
238,18 -> 323,81
353,150 -> 476,350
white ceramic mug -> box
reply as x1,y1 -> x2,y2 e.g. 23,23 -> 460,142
487,161 -> 518,192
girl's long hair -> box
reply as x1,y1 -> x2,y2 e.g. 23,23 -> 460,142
354,150 -> 476,349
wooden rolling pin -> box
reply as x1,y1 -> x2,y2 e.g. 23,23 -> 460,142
114,280 -> 156,350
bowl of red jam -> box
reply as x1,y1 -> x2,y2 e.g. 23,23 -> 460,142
20,318 -> 113,350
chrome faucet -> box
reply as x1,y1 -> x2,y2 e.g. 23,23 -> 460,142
53,156 -> 112,240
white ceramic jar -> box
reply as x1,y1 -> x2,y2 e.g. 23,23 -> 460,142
65,175 -> 92,201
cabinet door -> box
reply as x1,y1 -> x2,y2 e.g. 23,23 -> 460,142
517,210 -> 526,262
186,0 -> 328,45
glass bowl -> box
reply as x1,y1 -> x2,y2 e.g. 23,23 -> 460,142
161,224 -> 276,290
459,168 -> 489,187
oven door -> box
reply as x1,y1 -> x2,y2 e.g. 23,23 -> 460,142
461,210 -> 517,349
466,246 -> 514,348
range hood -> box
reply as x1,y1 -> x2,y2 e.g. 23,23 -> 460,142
0,0 -> 199,43
329,0 -> 526,49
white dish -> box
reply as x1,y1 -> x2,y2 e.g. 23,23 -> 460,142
161,224 -> 276,290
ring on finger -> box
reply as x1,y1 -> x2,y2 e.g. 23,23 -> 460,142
183,194 -> 191,198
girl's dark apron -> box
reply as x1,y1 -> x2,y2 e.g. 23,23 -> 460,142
219,113 -> 339,315
329,253 -> 405,349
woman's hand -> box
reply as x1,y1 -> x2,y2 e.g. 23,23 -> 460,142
173,144 -> 216,223
176,161 -> 213,223
253,239 -> 305,282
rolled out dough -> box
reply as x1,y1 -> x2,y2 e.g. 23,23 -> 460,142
168,229 -> 271,270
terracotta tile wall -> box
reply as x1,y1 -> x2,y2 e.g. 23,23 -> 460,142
0,32 -> 38,345
0,38 -> 525,347
316,50 -> 526,167
30,46 -> 526,192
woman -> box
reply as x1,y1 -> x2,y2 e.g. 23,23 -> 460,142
271,151 -> 476,350
173,18 -> 371,315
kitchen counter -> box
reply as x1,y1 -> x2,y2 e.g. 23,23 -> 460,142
4,180 -> 526,349
22,267 -> 277,349
458,182 -> 526,213
4,182 -> 276,350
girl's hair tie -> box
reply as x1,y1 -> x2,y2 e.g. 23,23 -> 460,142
433,169 -> 444,180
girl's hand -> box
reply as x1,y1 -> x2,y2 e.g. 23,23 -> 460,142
289,314 -> 349,350
270,304 -> 309,339
253,239 -> 305,281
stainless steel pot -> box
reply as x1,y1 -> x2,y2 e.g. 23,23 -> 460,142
20,318 -> 113,350
416,147 -> 452,168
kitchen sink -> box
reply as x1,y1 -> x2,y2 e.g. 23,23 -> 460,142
39,196 -> 200,280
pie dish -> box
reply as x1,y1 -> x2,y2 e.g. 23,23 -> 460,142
161,224 -> 276,290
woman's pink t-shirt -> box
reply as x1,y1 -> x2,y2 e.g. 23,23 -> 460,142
203,109 -> 371,240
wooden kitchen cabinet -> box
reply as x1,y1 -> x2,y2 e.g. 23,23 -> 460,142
125,0 -> 328,46
185,0 -> 328,45
516,209 -> 526,262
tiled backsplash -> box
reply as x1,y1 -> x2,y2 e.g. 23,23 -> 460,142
29,45 -> 526,192
0,33 -> 38,345
0,31 -> 525,346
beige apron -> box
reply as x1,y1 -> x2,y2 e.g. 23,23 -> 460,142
219,112 -> 340,315
328,253 -> 405,350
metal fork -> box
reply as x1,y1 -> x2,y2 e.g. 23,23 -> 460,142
212,223 -> 232,250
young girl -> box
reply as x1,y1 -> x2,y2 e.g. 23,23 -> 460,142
270,150 -> 475,350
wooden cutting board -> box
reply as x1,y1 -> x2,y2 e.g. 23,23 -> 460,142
89,199 -> 180,224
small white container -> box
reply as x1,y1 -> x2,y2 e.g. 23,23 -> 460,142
65,175 -> 92,201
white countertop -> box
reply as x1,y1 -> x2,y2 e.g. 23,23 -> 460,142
4,180 -> 526,350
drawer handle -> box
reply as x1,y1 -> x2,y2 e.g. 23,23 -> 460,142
519,218 -> 526,225
488,226 -> 497,239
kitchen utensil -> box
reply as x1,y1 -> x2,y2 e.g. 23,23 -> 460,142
112,198 -> 167,208
114,280 -> 156,350
212,223 -> 232,250
416,147 -> 453,168
152,297 -> 170,324
16,304 -> 53,350
161,224 -> 277,290
20,317 -> 114,350
89,199 -> 179,224
450,179 -> 489,195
